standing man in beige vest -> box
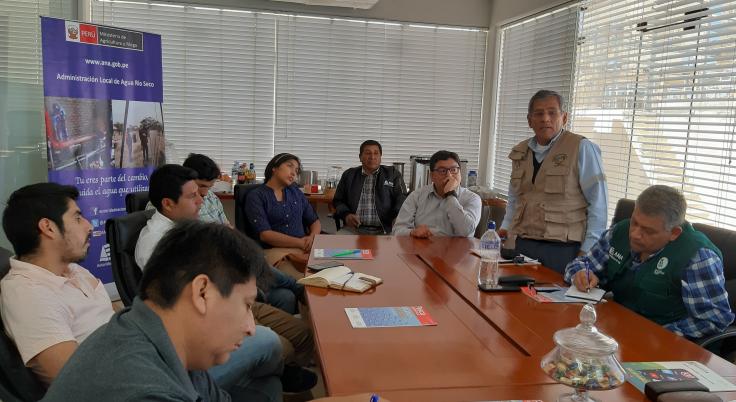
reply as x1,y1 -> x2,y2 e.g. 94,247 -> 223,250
498,90 -> 608,273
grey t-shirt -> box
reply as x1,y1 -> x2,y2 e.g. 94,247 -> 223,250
42,298 -> 230,402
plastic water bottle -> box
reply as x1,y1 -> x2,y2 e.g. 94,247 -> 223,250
478,220 -> 501,287
231,161 -> 240,190
467,170 -> 477,187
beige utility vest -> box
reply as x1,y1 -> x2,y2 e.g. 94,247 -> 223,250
508,130 -> 588,243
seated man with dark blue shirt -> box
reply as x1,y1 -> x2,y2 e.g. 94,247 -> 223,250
564,185 -> 734,339
246,153 -> 321,280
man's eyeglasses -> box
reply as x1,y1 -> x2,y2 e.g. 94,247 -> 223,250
432,166 -> 460,175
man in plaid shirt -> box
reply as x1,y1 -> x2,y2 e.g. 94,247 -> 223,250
565,185 -> 734,339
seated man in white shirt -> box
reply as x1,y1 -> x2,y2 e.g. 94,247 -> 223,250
393,150 -> 481,238
0,182 -> 283,401
0,183 -> 113,386
135,164 -> 317,393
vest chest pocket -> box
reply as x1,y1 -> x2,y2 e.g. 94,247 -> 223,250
510,169 -> 525,193
544,165 -> 569,194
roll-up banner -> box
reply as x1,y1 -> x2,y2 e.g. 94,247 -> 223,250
41,16 -> 164,296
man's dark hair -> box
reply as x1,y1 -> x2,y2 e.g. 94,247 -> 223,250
527,89 -> 565,116
2,182 -> 79,257
359,140 -> 382,155
429,150 -> 460,171
183,153 -> 220,181
148,164 -> 198,211
264,153 -> 301,183
139,221 -> 267,308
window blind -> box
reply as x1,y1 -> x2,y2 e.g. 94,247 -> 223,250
491,4 -> 581,195
92,0 -> 487,180
274,17 -> 487,179
92,1 -> 277,171
570,0 -> 736,228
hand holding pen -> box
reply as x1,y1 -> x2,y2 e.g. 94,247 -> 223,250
573,261 -> 599,292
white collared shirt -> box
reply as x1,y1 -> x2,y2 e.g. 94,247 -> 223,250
0,258 -> 114,365
134,210 -> 174,269
392,185 -> 481,237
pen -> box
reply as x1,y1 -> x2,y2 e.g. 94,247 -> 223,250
333,250 -> 360,257
585,262 -> 591,293
370,394 -> 380,402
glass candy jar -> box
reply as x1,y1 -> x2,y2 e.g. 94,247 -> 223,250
540,304 -> 627,402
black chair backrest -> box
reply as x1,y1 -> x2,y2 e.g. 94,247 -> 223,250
0,247 -> 46,402
125,191 -> 150,213
105,209 -> 154,306
234,184 -> 262,241
612,198 -> 635,226
693,223 -> 736,309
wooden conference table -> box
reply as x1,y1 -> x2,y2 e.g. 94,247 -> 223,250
305,235 -> 736,402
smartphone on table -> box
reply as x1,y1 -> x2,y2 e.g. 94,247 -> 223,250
306,261 -> 344,271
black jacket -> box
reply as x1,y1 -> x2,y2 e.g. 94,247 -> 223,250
333,165 -> 407,232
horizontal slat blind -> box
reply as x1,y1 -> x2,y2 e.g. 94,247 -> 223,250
570,0 -> 736,228
491,4 -> 580,195
92,1 -> 487,180
92,1 -> 277,171
274,17 -> 486,178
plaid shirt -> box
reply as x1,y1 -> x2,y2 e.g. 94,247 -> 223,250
355,169 -> 382,227
564,229 -> 734,339
199,190 -> 229,225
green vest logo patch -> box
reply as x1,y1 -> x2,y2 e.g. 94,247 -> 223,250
654,257 -> 669,275
609,246 -> 624,263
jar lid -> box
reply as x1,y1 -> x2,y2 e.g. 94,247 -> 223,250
552,304 -> 619,355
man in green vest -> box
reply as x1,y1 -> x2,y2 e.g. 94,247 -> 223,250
564,185 -> 734,339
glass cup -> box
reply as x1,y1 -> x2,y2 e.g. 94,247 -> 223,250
478,258 -> 499,288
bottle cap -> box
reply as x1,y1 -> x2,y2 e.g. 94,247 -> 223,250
487,220 -> 496,230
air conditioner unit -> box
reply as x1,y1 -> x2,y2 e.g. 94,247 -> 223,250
270,0 -> 379,9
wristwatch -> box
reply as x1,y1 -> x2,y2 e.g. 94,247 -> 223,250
446,190 -> 457,198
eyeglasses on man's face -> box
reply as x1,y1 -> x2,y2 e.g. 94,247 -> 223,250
432,166 -> 460,175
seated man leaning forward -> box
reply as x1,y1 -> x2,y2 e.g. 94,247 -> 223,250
44,221 -> 387,402
333,139 -> 407,235
246,153 -> 321,279
393,150 -> 481,238
136,164 -> 316,393
0,183 -> 282,401
565,185 -> 734,339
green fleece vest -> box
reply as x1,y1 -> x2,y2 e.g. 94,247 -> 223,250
606,219 -> 722,325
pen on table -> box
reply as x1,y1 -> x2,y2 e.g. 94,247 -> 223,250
369,394 -> 380,402
333,250 -> 360,257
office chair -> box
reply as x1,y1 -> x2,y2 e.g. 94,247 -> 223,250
0,247 -> 46,402
611,198 -> 635,226
234,184 -> 262,242
106,209 -> 155,306
125,191 -> 150,213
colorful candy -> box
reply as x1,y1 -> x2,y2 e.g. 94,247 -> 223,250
543,353 -> 625,390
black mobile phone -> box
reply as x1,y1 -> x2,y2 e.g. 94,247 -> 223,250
478,283 -> 520,292
307,261 -> 344,271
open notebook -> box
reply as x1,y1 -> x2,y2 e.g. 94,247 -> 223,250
297,265 -> 382,293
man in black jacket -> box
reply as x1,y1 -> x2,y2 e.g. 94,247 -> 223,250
333,140 -> 407,234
